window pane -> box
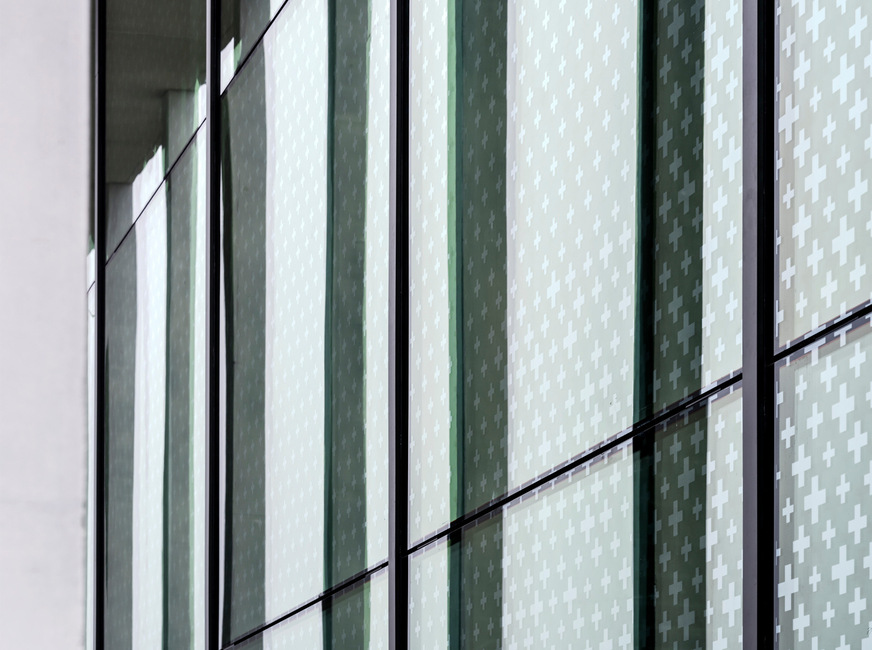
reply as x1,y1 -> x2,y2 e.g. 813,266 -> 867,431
220,0 -> 390,639
104,133 -> 207,650
650,0 -> 743,409
777,1 -> 872,344
232,570 -> 389,650
219,0 -> 287,90
408,0 -> 743,543
409,387 -> 742,647
105,0 -> 206,258
777,316 -> 872,647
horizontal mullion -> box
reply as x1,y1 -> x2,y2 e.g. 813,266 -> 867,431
103,119 -> 206,266
406,369 -> 743,557
775,299 -> 872,363
222,560 -> 390,649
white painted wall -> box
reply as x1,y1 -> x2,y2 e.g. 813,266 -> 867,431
0,1 -> 91,646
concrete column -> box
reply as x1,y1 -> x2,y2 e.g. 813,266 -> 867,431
0,1 -> 91,647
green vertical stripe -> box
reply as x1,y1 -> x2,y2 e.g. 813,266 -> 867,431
447,0 -> 464,523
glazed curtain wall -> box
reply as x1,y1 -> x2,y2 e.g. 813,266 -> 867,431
93,0 -> 872,649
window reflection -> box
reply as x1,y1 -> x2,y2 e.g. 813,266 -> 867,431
104,135 -> 206,650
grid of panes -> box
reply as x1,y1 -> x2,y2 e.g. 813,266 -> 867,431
404,0 -> 747,645
218,0 -> 392,642
100,0 -> 208,644
94,0 -> 872,648
774,1 -> 872,647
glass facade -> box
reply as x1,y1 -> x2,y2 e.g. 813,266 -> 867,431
90,0 -> 872,648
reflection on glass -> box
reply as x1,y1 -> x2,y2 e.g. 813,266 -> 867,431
220,0 -> 390,640
219,0 -> 287,90
777,317 -> 872,648
105,0 -> 206,258
104,134 -> 207,649
409,388 -> 742,648
233,570 -> 389,650
649,0 -> 743,410
777,2 -> 872,343
409,0 -> 743,542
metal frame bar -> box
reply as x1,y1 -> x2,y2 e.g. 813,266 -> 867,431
405,371 -> 741,556
742,0 -> 776,647
93,0 -> 106,648
206,0 -> 222,647
389,0 -> 410,647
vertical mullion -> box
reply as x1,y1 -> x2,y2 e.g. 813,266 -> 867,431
94,0 -> 107,648
389,0 -> 410,647
205,0 -> 221,647
742,0 -> 776,647
632,0 -> 657,645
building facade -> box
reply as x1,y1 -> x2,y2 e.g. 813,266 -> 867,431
91,0 -> 872,648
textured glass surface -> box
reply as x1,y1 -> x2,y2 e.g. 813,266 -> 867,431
777,1 -> 872,343
407,0 -> 639,543
777,317 -> 872,648
221,0 -> 390,639
409,387 -> 742,648
409,0 -> 744,542
219,0 -> 286,90
105,0 -> 206,258
104,134 -> 207,649
408,0 -> 455,545
504,0 -> 639,483
649,0 -> 743,410
233,570 -> 389,650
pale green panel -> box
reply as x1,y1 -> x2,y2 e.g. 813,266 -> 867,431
646,388 -> 744,648
409,0 -> 453,542
365,0 -> 392,568
130,189 -> 168,649
234,571 -> 389,650
330,570 -> 390,649
409,541 -> 450,649
502,445 -> 635,647
506,0 -> 638,486
705,389 -> 743,648
368,570 -> 391,649
701,0 -> 743,387
236,605 -> 324,650
262,0 -> 328,619
777,0 -> 872,343
777,317 -> 872,648
191,130 -> 208,650
651,0 -> 744,410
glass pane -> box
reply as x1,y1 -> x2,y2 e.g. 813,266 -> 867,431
232,569 -> 389,650
220,0 -> 390,639
219,0 -> 284,90
777,316 -> 872,647
777,1 -> 872,343
409,387 -> 742,647
105,0 -> 206,258
409,0 -> 743,543
649,0 -> 743,410
104,133 -> 207,649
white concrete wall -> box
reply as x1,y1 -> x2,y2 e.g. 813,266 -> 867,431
0,1 -> 91,646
